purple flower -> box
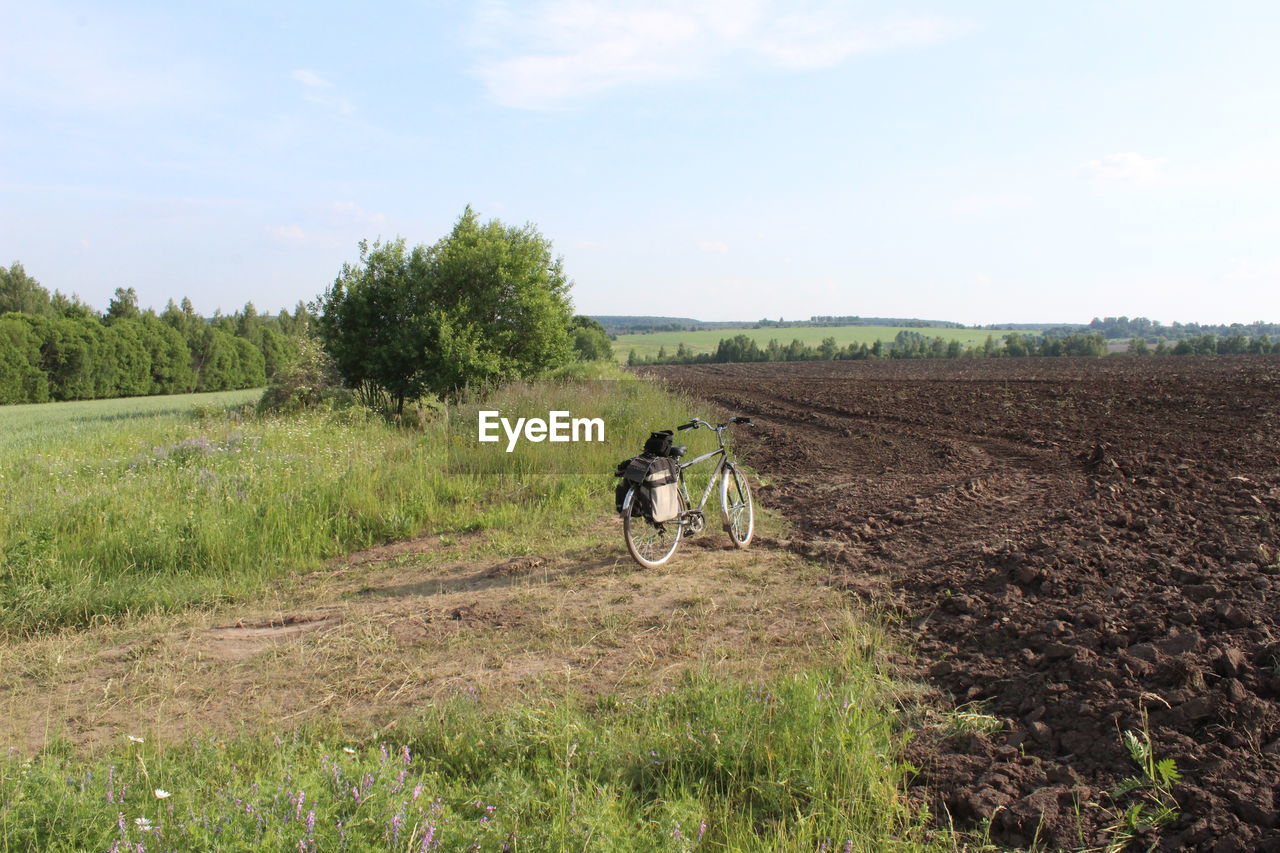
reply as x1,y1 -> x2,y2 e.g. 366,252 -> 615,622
697,820 -> 707,842
306,810 -> 316,838
420,825 -> 437,851
402,744 -> 412,765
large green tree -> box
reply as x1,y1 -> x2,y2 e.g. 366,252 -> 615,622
318,207 -> 575,413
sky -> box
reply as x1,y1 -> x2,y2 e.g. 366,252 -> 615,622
2,0 -> 1279,326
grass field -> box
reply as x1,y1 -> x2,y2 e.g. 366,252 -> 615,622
0,377 -> 966,851
612,324 -> 996,361
0,375 -> 700,634
0,389 -> 263,453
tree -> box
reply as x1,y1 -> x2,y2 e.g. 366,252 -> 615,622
102,319 -> 151,396
0,262 -> 54,317
137,314 -> 195,394
569,315 -> 613,361
104,287 -> 141,324
318,208 -> 576,413
424,207 -> 574,379
0,315 -> 50,403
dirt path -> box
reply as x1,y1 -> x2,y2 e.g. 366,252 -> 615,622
2,520 -> 859,758
653,356 -> 1280,852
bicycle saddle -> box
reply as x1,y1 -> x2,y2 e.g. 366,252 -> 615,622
671,445 -> 687,459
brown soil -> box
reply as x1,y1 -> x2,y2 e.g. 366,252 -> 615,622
652,355 -> 1280,852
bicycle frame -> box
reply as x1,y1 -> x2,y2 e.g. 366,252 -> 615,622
672,418 -> 742,523
677,445 -> 729,518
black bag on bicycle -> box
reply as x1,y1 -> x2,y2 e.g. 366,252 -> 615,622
643,430 -> 674,457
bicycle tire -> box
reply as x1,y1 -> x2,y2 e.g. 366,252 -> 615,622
622,485 -> 685,568
720,463 -> 754,548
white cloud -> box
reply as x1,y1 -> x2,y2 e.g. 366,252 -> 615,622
697,240 -> 729,254
950,193 -> 1031,216
290,69 -> 353,114
291,69 -> 333,88
1229,258 -> 1280,281
473,0 -> 967,109
1082,152 -> 1167,183
324,201 -> 386,229
266,224 -> 311,246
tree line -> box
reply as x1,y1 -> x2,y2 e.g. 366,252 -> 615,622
0,262 -> 310,405
630,328 -> 1277,366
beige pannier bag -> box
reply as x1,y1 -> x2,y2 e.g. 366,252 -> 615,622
644,457 -> 681,523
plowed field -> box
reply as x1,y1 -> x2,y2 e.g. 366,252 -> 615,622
651,356 -> 1280,851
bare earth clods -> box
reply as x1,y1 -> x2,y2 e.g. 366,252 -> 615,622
653,356 -> 1280,851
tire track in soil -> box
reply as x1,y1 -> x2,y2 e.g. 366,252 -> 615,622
652,358 -> 1280,852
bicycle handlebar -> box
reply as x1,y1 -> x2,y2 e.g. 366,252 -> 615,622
677,416 -> 753,431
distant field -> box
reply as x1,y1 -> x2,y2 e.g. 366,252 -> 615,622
0,389 -> 262,453
612,324 -> 996,361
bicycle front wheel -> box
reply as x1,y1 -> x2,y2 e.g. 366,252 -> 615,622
622,485 -> 685,568
720,464 -> 754,548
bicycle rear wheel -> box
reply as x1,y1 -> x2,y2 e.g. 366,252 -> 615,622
720,464 -> 754,548
622,485 -> 685,568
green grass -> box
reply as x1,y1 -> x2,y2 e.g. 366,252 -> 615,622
0,640 -> 944,853
0,374 -> 714,634
612,325 -> 996,362
0,389 -> 262,453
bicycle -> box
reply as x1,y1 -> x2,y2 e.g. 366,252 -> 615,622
620,416 -> 755,568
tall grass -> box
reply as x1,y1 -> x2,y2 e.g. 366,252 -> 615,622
0,641 -> 942,852
0,376 -> 715,634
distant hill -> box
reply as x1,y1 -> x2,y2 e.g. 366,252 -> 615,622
590,315 -> 969,336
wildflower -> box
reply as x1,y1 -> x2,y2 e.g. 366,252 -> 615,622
154,789 -> 171,799
306,810 -> 316,838
697,820 -> 707,842
128,736 -> 145,744
402,744 -> 412,765
343,747 -> 356,754
420,825 -> 437,852
135,817 -> 153,832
